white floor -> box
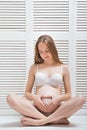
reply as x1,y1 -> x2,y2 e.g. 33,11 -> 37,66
0,116 -> 87,130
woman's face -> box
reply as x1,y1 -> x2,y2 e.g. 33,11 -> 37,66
38,42 -> 53,63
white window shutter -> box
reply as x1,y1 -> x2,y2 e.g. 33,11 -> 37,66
77,0 -> 87,31
75,0 -> 87,114
76,40 -> 87,110
0,0 -> 26,31
0,0 -> 26,115
33,0 -> 69,32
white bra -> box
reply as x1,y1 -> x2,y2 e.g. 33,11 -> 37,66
35,65 -> 63,87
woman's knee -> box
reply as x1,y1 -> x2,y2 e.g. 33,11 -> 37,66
7,93 -> 17,107
79,96 -> 85,105
76,95 -> 86,106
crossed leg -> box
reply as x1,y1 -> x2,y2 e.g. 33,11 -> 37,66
7,93 -> 70,125
21,116 -> 69,126
22,96 -> 85,126
7,93 -> 45,119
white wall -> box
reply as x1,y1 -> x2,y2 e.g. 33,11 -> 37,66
0,0 -> 87,115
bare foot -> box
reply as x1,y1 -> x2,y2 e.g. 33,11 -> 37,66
50,118 -> 70,125
21,117 -> 43,126
21,117 -> 69,126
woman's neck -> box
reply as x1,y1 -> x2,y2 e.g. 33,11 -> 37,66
43,61 -> 58,66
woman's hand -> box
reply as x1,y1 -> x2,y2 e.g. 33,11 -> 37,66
46,96 -> 61,112
33,95 -> 47,111
52,96 -> 61,104
41,97 -> 52,107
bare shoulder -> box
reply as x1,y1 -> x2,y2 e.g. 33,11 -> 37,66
62,64 -> 70,75
30,64 -> 37,69
29,64 -> 37,74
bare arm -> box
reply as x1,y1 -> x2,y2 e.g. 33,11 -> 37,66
58,65 -> 71,102
25,64 -> 36,101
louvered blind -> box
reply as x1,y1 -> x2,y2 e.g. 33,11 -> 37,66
0,0 -> 26,31
0,0 -> 26,115
33,0 -> 69,31
75,0 -> 87,114
0,40 -> 26,111
76,40 -> 87,109
77,0 -> 87,31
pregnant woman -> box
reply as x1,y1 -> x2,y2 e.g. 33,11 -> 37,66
7,35 -> 85,126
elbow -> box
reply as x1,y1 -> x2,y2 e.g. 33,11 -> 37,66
67,93 -> 71,99
25,91 -> 28,98
66,93 -> 71,100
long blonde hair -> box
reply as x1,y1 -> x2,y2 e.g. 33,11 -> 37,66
34,35 -> 62,64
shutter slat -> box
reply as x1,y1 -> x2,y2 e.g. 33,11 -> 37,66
33,0 -> 69,32
0,40 -> 26,110
76,40 -> 87,109
77,1 -> 87,31
0,0 -> 26,31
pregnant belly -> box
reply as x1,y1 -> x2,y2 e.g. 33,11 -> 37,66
36,85 -> 61,114
37,85 -> 59,97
